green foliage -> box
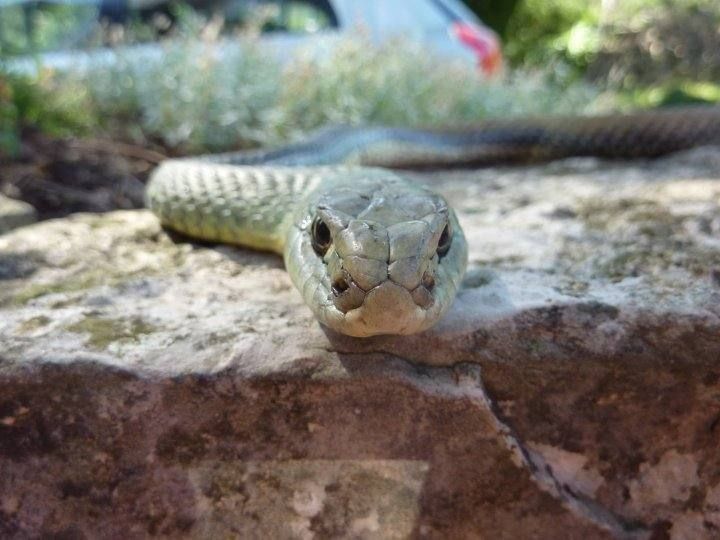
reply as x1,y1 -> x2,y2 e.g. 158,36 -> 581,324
504,0 -> 600,70
590,2 -> 720,90
0,74 -> 20,156
71,38 -> 283,150
0,66 -> 98,156
72,33 -> 600,151
15,73 -> 96,135
0,5 -> 98,56
3,0 -> 719,157
279,36 -> 599,134
1,7 -> 608,154
461,0 -> 521,37
503,0 -> 720,81
617,81 -> 720,109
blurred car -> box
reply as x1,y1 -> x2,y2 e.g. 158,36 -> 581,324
0,0 -> 502,75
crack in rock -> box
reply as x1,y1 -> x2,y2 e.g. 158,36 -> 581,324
379,358 -> 651,539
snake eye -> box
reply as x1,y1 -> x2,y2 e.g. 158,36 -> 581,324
437,222 -> 452,257
311,216 -> 332,256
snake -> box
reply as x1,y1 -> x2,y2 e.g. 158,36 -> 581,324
146,105 -> 720,337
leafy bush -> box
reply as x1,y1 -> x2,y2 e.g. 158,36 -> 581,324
0,67 -> 98,156
503,0 -> 720,93
279,36 -> 600,135
504,0 -> 600,71
0,4 -> 98,56
75,38 -> 282,150
4,9 -> 608,154
4,1 -> 719,157
589,3 -> 720,89
61,32 -> 602,152
0,73 -> 20,156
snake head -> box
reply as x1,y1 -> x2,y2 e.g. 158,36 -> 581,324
285,171 -> 467,337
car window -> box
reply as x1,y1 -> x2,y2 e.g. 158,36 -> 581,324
428,0 -> 481,24
254,0 -> 337,33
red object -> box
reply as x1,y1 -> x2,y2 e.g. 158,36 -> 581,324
452,21 -> 502,75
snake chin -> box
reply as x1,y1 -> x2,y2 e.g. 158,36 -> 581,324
334,281 -> 437,337
315,258 -> 462,337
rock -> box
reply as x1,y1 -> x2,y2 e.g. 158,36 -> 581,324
1,147 -> 720,538
0,194 -> 37,234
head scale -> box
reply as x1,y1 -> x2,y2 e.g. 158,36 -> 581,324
285,170 -> 467,337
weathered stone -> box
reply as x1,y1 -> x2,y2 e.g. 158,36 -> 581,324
1,147 -> 720,538
0,194 -> 36,234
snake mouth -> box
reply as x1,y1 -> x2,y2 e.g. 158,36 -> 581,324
329,279 -> 439,336
329,271 -> 436,314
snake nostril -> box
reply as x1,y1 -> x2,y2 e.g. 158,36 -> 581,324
422,272 -> 435,291
332,277 -> 350,296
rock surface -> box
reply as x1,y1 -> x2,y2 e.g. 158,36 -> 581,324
0,194 -> 36,234
1,148 -> 720,539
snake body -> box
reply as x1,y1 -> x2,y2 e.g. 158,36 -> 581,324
146,105 -> 720,337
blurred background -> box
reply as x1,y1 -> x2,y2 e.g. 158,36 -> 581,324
1,0 -> 719,219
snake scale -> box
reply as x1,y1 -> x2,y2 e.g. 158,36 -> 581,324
146,105 -> 720,337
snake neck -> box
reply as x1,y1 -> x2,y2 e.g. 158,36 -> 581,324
145,161 -> 348,253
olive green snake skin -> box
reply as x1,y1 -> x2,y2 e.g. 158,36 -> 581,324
146,105 -> 720,337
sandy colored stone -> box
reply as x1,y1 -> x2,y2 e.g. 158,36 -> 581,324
528,442 -> 605,498
0,194 -> 36,234
629,450 -> 699,510
1,147 -> 720,538
189,460 -> 427,538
